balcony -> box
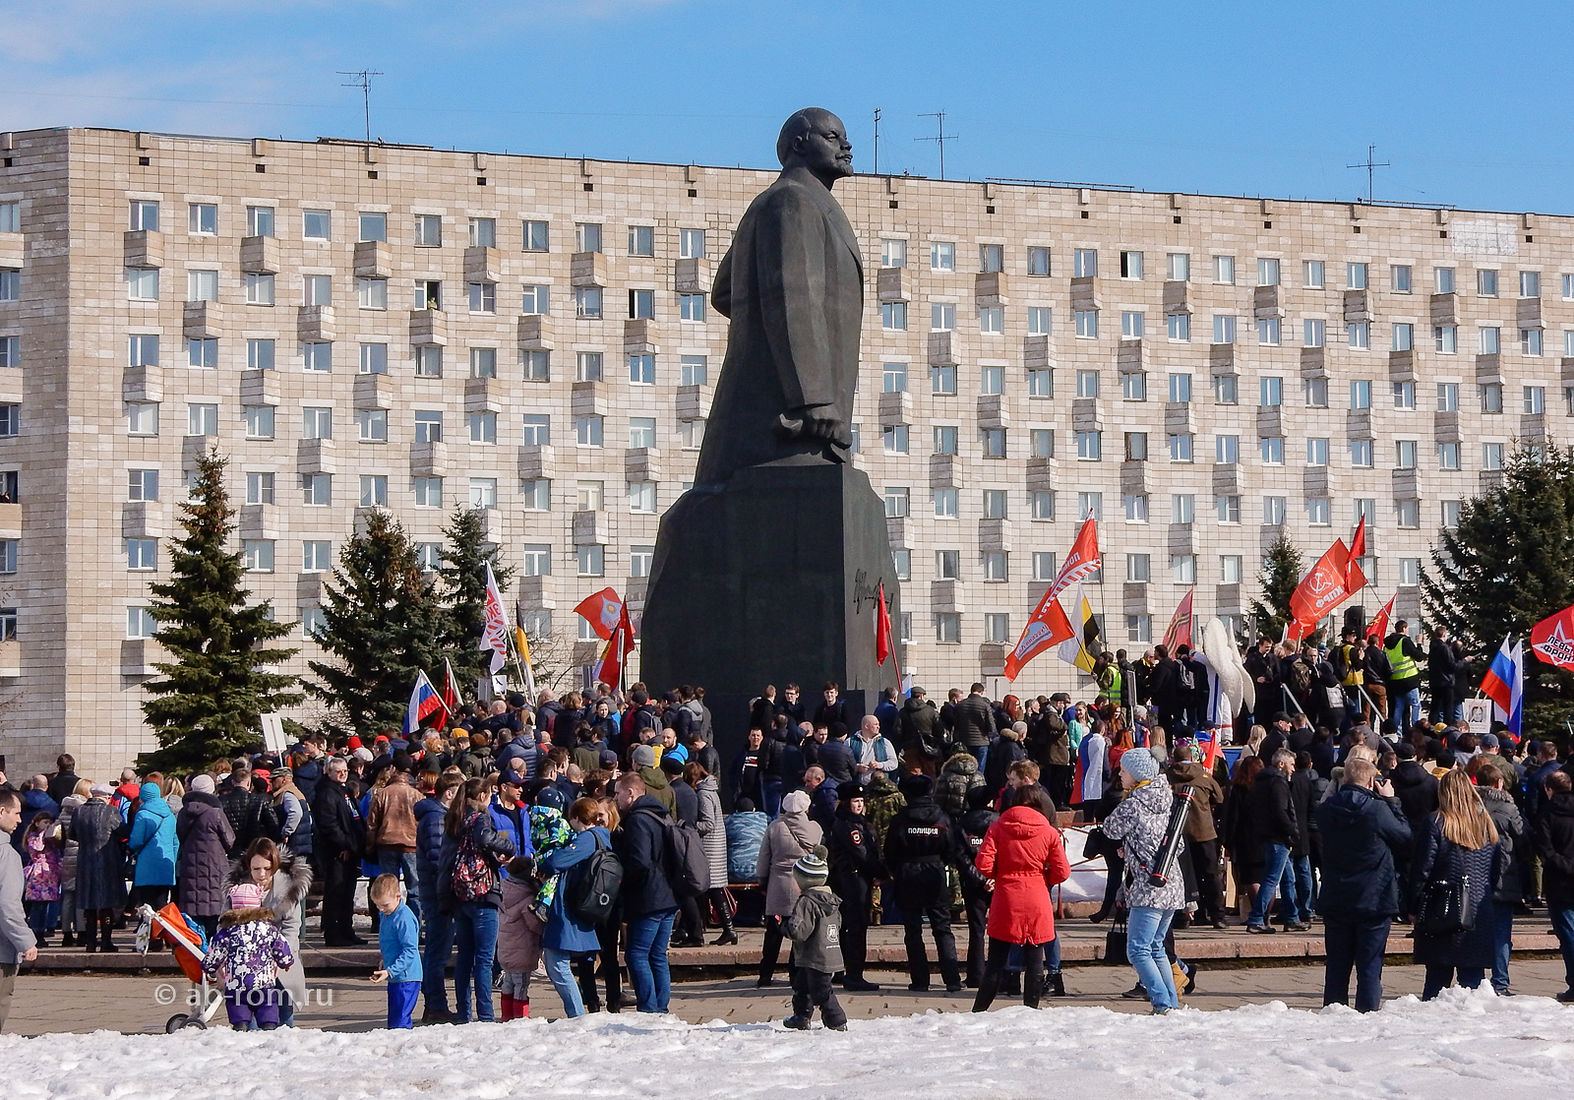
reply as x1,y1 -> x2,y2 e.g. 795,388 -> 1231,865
353,372 -> 395,410
1430,291 -> 1458,326
978,393 -> 1010,429
879,389 -> 912,426
1392,469 -> 1419,500
465,376 -> 503,414
1521,412 -> 1549,442
625,447 -> 662,480
1256,405 -> 1282,436
182,301 -> 227,339
1117,339 -> 1146,373
1025,456 -> 1058,491
1343,288 -> 1372,322
296,437 -> 335,475
353,240 -> 392,279
410,439 -> 448,476
1120,460 -> 1149,495
238,504 -> 279,540
297,305 -> 335,342
1518,296 -> 1543,328
928,330 -> 959,367
623,317 -> 660,354
1208,343 -> 1237,375
296,572 -> 325,602
123,362 -> 162,402
572,510 -> 610,544
1304,465 -> 1330,496
121,501 -> 168,538
1162,280 -> 1189,315
1023,334 -> 1054,367
929,578 -> 964,612
1346,408 -> 1373,439
514,575 -> 553,609
974,271 -> 1008,306
123,229 -> 163,268
1164,402 -> 1195,434
1479,469 -> 1506,493
464,245 -> 504,283
978,644 -> 1007,677
877,267 -> 908,303
1434,410 -> 1461,443
239,235 -> 279,275
1212,462 -> 1241,494
1168,523 -> 1199,553
1253,284 -> 1283,318
674,257 -> 711,294
409,308 -> 447,346
1069,275 -> 1100,311
1388,348 -> 1417,382
884,515 -> 909,546
1475,353 -> 1503,384
571,380 -> 608,418
979,517 -> 1012,551
240,368 -> 280,406
676,384 -> 712,421
570,251 -> 607,288
929,453 -> 961,487
1070,396 -> 1102,432
517,444 -> 555,481
119,639 -> 158,677
517,314 -> 553,350
1300,346 -> 1328,377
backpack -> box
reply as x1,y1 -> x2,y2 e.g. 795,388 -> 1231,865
1176,663 -> 1196,693
568,832 -> 624,925
451,813 -> 497,902
1288,660 -> 1314,698
664,817 -> 710,896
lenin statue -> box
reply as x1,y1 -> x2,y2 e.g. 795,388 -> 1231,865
642,108 -> 903,753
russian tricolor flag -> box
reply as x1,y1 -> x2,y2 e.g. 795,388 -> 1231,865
403,669 -> 448,737
1479,635 -> 1524,739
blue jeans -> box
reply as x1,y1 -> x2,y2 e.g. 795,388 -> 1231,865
971,743 -> 989,775
543,947 -> 586,1017
377,850 -> 420,922
1248,843 -> 1295,927
1394,686 -> 1422,734
1551,905 -> 1574,991
419,882 -> 453,1015
626,909 -> 677,1013
1284,853 -> 1315,924
451,902 -> 499,1022
1127,906 -> 1178,1010
1490,902 -> 1514,993
764,780 -> 784,820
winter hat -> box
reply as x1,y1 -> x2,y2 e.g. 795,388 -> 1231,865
598,749 -> 620,769
1397,743 -> 1418,760
89,782 -> 115,798
189,774 -> 215,795
837,782 -> 867,804
1120,749 -> 1160,783
631,744 -> 658,769
780,790 -> 811,815
352,746 -> 374,763
227,883 -> 264,910
898,773 -> 934,800
533,784 -> 567,812
117,781 -> 141,802
792,845 -> 830,889
347,736 -> 363,750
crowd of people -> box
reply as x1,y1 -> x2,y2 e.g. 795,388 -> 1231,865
1,637 -> 1573,1031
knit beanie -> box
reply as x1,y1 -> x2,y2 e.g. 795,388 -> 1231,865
1120,749 -> 1160,783
631,744 -> 658,769
228,883 -> 264,910
792,845 -> 830,889
189,774 -> 215,795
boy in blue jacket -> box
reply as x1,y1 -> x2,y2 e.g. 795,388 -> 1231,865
369,873 -> 422,1028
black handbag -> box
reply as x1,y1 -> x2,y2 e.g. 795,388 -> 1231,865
1103,907 -> 1129,964
1417,873 -> 1476,936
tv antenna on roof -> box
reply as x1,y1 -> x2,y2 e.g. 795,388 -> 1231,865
916,110 -> 958,181
1347,144 -> 1389,203
339,69 -> 383,145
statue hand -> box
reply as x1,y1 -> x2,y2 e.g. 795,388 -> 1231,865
777,408 -> 850,449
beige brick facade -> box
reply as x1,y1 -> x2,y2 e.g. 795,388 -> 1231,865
0,126 -> 1566,776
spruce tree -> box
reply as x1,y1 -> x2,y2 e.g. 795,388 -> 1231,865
137,451 -> 302,773
1249,533 -> 1304,641
1422,445 -> 1574,728
306,510 -> 446,738
436,507 -> 515,690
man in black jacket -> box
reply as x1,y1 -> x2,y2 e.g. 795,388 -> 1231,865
313,757 -> 366,946
1315,756 -> 1410,1011
883,773 -> 967,992
1427,626 -> 1465,726
613,772 -> 680,1013
953,683 -> 996,773
218,759 -> 279,858
898,687 -> 943,775
1535,771 -> 1574,1003
1245,748 -> 1303,932
827,784 -> 884,992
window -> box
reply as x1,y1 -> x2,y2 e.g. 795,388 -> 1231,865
1350,438 -> 1373,467
1523,328 -> 1544,356
1258,317 -> 1281,345
469,477 -> 498,509
127,606 -> 156,640
979,243 -> 1004,273
1392,322 -> 1413,351
1124,493 -> 1149,522
1480,326 -> 1501,355
922,365 -> 954,398
1396,500 -> 1420,529
575,287 -> 602,319
1212,315 -> 1236,344
1260,436 -> 1284,464
628,353 -> 655,385
518,218 -> 549,252
521,414 -> 550,445
127,468 -> 159,502
881,302 -> 907,329
1074,310 -> 1099,338
187,269 -> 218,302
1441,500 -> 1462,528
982,612 -> 1010,644
980,427 -> 1006,458
1436,266 -> 1456,293
0,538 -> 21,573
468,411 -> 497,444
1435,324 -> 1458,353
1393,381 -> 1416,409
1395,439 -> 1417,469
187,403 -> 218,437
1030,492 -> 1056,521
302,209 -> 330,241
1215,434 -> 1239,463
243,405 -> 273,440
1027,306 -> 1052,335
1221,554 -> 1243,584
1122,372 -> 1146,401
1478,268 -> 1498,296
300,273 -> 331,307
521,284 -> 550,316
1303,260 -> 1324,287
1392,556 -> 1421,590
979,306 -> 1004,333
883,486 -> 909,518
1564,274 -> 1574,301
1347,262 -> 1368,290
520,544 -> 552,577
1389,263 -> 1412,293
1121,311 -> 1145,339
930,241 -> 955,272
1167,373 -> 1192,403
933,487 -> 959,518
1436,382 -> 1459,412
242,540 -> 274,573
127,267 -> 159,301
245,274 -> 275,305
1354,498 -> 1376,526
470,347 -> 498,379
412,476 -> 443,507
1126,553 -> 1151,582
1167,253 -> 1190,281
302,342 -> 332,372
356,212 -> 386,243
1350,379 -> 1372,409
1480,382 -> 1503,414
619,225 -> 653,258
186,338 -> 217,369
358,342 -> 387,374
627,288 -> 653,319
1120,250 -> 1143,279
1307,437 -> 1329,466
935,549 -> 960,580
244,471 -> 274,505
1076,369 -> 1099,398
1259,376 -> 1283,407
1123,432 -> 1148,461
1307,497 -> 1331,525
574,222 -> 602,254
1073,248 -> 1097,277
1075,431 -> 1102,460
1303,376 -> 1328,407
982,550 -> 1008,581
1126,614 -> 1152,643
935,612 -> 961,644
0,336 -> 17,368
931,303 -> 956,331
414,346 -> 443,378
1171,554 -> 1196,584
1303,318 -> 1326,347
1171,494 -> 1195,523
463,216 -> 496,248
412,279 -> 440,310
1030,428 -> 1055,458
882,425 -> 909,454
1525,385 -> 1546,414
129,200 -> 159,231
982,489 -> 1009,519
1213,374 -> 1238,404
1483,442 -> 1505,470
1263,495 -> 1287,525
468,282 -> 496,314
1213,255 -> 1235,284
981,365 -> 1004,395
414,410 -> 443,443
520,349 -> 550,382
576,544 -> 605,577
301,406 -> 332,440
678,290 -> 709,323
1258,257 -> 1281,286
627,417 -> 655,449
411,213 -> 442,247
126,400 -> 161,437
1347,321 -> 1370,349
1437,441 -> 1461,470
350,407 -> 385,444
1166,313 -> 1190,341
300,473 -> 331,506
1216,495 -> 1241,524
879,361 -> 908,394
1026,245 -> 1050,276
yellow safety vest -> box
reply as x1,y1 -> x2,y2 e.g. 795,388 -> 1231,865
1385,640 -> 1418,681
1339,644 -> 1364,687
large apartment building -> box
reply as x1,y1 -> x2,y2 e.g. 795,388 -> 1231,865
0,125 -> 1567,775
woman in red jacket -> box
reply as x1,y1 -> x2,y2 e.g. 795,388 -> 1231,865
970,786 -> 1071,1010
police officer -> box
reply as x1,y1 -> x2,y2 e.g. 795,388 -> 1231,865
827,783 -> 884,992
884,773 -> 969,993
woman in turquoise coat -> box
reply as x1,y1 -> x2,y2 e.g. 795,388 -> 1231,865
128,781 -> 178,910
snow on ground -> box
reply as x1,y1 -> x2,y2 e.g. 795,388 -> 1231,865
3,988 -> 1571,1099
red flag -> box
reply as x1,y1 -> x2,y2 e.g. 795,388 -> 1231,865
1048,515 -> 1102,603
592,605 -> 635,689
1530,602 -> 1574,669
1366,593 -> 1396,643
1002,595 -> 1077,682
1287,538 -> 1353,638
1163,588 -> 1195,653
875,582 -> 892,666
1345,517 -> 1368,594
575,587 -> 625,640
438,658 -> 462,732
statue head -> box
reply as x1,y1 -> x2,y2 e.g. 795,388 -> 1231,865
776,107 -> 853,187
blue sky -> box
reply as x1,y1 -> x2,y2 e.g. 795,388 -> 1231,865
7,0 -> 1574,214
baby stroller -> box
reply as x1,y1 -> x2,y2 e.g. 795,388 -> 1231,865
136,902 -> 224,1032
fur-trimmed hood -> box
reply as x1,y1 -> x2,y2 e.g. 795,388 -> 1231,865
218,905 -> 279,928
228,855 -> 313,914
